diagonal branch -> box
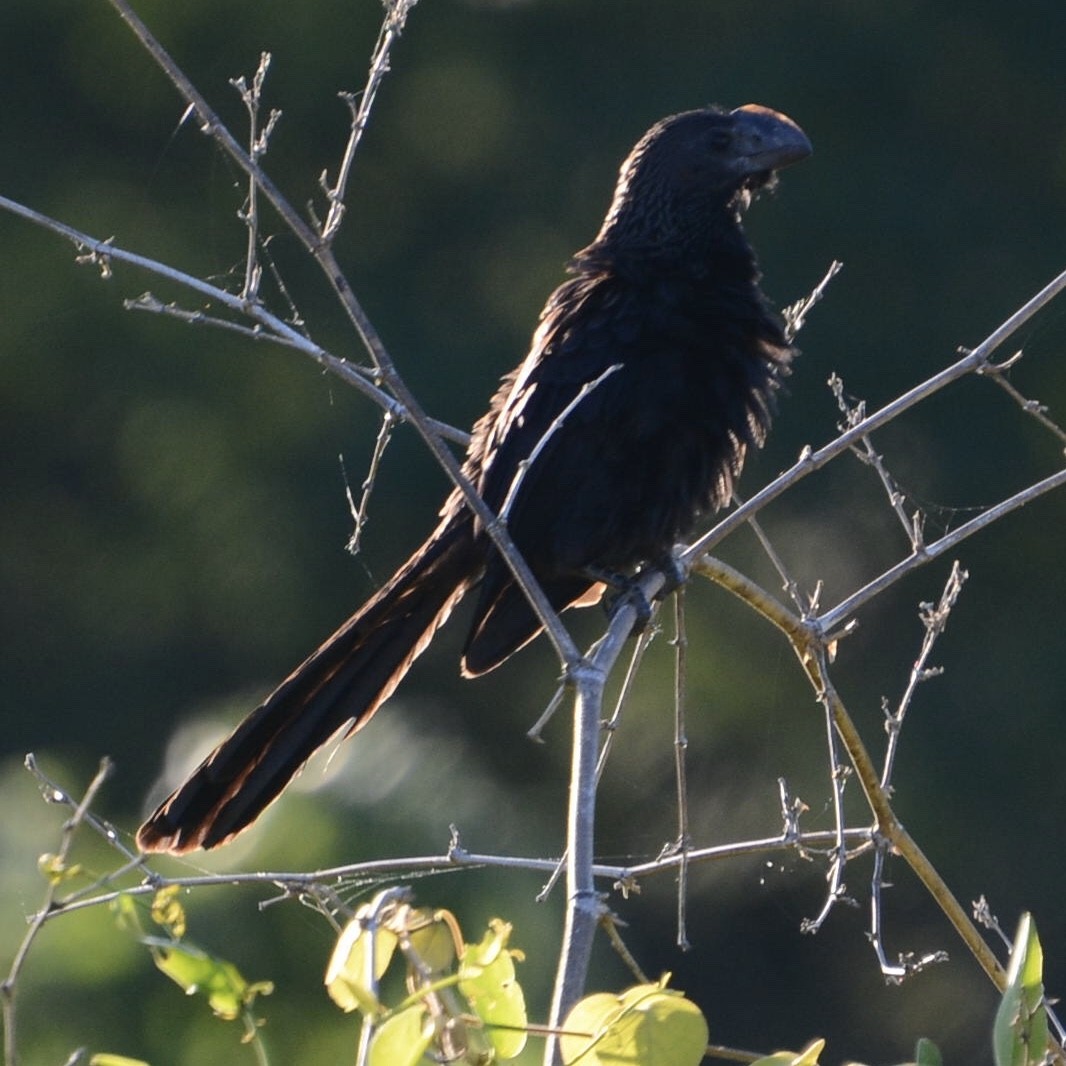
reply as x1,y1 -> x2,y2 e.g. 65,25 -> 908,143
103,0 -> 582,677
0,194 -> 467,447
686,264 -> 1066,561
695,556 -> 1009,991
818,467 -> 1066,635
1,757 -> 116,1066
319,0 -> 417,243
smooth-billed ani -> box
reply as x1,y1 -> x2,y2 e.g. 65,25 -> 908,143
138,103 -> 811,853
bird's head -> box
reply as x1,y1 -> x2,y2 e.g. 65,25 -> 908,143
593,104 -> 811,260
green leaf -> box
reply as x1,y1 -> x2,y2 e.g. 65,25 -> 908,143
560,980 -> 708,1065
368,1005 -> 435,1066
750,1039 -> 825,1065
993,913 -> 1049,1066
458,920 -> 527,1058
914,1036 -> 943,1066
90,1056 -> 152,1066
109,893 -> 143,937
325,916 -> 398,1014
147,938 -> 271,1021
408,913 -> 458,976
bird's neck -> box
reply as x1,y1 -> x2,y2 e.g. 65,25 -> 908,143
575,208 -> 760,289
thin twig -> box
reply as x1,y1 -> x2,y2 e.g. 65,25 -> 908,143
0,196 -> 470,446
978,349 -> 1066,451
126,292 -> 299,345
881,561 -> 967,790
828,373 -> 923,549
696,556 -> 1010,991
526,684 -> 567,744
2,757 -> 115,1066
671,588 -> 692,950
687,264 -> 1066,560
782,259 -> 843,341
231,52 -> 281,302
597,622 -> 660,781
864,564 -> 967,979
320,2 -> 418,243
498,364 -> 621,523
799,675 -> 853,936
818,467 -> 1066,635
867,836 -> 950,982
344,411 -> 396,556
101,0 -> 581,674
733,490 -> 813,615
599,913 -> 650,984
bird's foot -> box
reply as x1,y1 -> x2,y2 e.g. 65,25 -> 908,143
583,566 -> 655,634
650,550 -> 688,596
585,552 -> 689,635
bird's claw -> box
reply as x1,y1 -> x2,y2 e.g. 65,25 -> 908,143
605,580 -> 654,634
587,552 -> 690,636
652,550 -> 688,595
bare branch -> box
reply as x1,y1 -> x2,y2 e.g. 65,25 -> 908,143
880,561 -> 967,791
686,264 -> 1066,560
2,757 -> 116,1066
799,674 -> 854,936
0,196 -> 477,441
978,349 -> 1066,451
696,556 -> 1010,992
733,490 -> 815,615
343,411 -> 396,556
101,0 -> 581,673
864,563 -> 967,980
499,364 -> 622,523
230,51 -> 281,303
543,657 -> 608,1065
535,619 -> 662,902
869,834 -> 950,982
783,259 -> 844,340
818,467 -> 1066,635
828,372 -> 924,550
320,1 -> 419,243
670,588 -> 692,949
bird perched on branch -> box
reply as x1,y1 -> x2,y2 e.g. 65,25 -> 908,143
138,103 -> 811,853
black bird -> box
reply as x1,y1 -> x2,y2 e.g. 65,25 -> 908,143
138,104 -> 811,853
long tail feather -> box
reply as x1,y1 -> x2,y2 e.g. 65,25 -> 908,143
137,516 -> 480,852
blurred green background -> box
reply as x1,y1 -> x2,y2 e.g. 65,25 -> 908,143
3,0 -> 1066,1062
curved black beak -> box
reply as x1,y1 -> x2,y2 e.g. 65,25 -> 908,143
730,104 -> 812,174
